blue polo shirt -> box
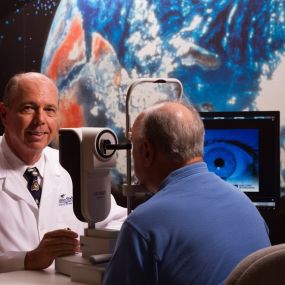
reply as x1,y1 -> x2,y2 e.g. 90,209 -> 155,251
104,162 -> 270,285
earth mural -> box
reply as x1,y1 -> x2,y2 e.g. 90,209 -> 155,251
41,0 -> 285,191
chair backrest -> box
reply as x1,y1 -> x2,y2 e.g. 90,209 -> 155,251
224,244 -> 285,285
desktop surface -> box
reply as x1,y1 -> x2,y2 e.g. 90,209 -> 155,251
0,266 -> 86,285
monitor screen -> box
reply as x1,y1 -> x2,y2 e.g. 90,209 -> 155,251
200,111 -> 280,209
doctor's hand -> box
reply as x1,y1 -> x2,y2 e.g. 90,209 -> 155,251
24,229 -> 79,270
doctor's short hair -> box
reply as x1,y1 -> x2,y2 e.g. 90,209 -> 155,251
2,74 -> 21,107
137,100 -> 205,164
3,72 -> 58,107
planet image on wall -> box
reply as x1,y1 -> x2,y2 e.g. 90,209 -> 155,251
41,0 -> 285,188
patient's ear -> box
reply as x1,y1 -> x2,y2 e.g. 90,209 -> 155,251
141,139 -> 155,167
0,102 -> 7,126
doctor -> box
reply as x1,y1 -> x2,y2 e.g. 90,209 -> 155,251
0,72 -> 126,273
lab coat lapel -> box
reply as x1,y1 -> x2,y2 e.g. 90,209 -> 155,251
2,170 -> 37,209
0,137 -> 37,209
41,156 -> 61,199
37,151 -> 61,232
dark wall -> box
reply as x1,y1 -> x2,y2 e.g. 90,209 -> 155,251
260,197 -> 285,245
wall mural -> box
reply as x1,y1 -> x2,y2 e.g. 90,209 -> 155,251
1,0 -> 285,193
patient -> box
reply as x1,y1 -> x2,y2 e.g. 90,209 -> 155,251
103,100 -> 271,285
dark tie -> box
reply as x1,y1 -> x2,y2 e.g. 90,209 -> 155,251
23,167 -> 42,207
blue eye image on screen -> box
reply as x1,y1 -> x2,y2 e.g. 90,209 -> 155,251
204,129 -> 259,192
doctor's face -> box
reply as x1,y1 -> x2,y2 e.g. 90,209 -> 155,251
0,73 -> 59,163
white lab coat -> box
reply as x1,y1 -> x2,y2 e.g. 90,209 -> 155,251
0,137 -> 127,273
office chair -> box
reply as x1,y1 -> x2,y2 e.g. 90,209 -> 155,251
224,243 -> 285,285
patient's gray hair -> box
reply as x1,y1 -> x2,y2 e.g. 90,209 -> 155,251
137,100 -> 205,164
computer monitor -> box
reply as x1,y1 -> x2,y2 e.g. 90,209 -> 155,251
200,111 -> 280,209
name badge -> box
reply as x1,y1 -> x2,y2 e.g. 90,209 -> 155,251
59,194 -> 73,206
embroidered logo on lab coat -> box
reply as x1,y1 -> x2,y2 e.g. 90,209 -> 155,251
59,194 -> 73,206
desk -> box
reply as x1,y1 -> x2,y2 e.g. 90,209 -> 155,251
0,267 -> 86,284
